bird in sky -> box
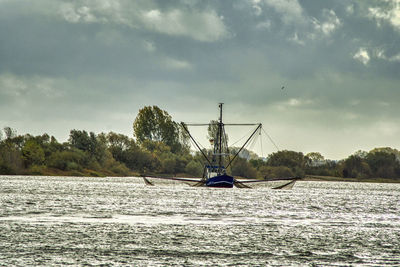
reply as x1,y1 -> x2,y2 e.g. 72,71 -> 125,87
281,86 -> 285,90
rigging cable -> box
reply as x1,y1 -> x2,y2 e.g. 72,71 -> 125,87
228,126 -> 257,147
260,126 -> 264,158
261,127 -> 280,151
188,134 -> 206,151
247,127 -> 260,158
223,125 -> 232,169
234,126 -> 259,160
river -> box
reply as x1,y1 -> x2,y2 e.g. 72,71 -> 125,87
0,175 -> 399,266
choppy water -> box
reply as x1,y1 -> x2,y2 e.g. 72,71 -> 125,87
0,176 -> 399,266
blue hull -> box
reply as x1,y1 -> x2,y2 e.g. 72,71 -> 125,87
206,174 -> 234,188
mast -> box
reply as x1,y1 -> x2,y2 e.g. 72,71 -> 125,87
218,103 -> 223,172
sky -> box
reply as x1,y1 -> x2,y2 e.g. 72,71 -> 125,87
1,0 -> 400,160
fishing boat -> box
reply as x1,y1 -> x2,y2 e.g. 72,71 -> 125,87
142,103 -> 300,189
180,103 -> 260,188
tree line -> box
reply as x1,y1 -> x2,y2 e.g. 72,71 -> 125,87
1,105 -> 400,180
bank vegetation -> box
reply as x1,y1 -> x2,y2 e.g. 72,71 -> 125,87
1,106 -> 400,182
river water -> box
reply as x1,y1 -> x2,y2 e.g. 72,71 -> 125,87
0,175 -> 399,266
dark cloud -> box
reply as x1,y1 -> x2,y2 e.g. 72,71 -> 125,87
1,0 -> 400,159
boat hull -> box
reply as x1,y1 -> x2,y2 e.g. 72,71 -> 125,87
206,174 -> 234,188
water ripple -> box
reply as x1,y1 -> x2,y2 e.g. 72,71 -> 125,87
0,176 -> 399,265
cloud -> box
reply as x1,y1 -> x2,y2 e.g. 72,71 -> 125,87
272,97 -> 314,111
60,4 -> 98,23
251,2 -> 341,45
374,48 -> 400,62
256,20 -> 271,30
55,1 -> 230,42
263,0 -> 305,25
369,0 -> 400,31
140,8 -> 230,42
375,121 -> 400,137
353,48 -> 370,65
162,57 -> 193,70
312,9 -> 341,37
1,0 -> 400,159
389,53 -> 400,61
0,73 -> 62,99
0,0 -> 229,43
289,32 -> 305,45
0,73 -> 28,97
251,0 -> 263,16
346,4 -> 354,15
143,40 -> 156,52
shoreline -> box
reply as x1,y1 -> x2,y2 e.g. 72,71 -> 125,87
1,173 -> 400,184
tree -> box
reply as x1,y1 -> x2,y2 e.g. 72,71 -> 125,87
341,155 -> 371,178
104,132 -> 135,163
22,140 -> 45,167
68,130 -> 106,163
69,130 -> 93,152
369,147 -> 400,162
185,160 -> 203,177
354,150 -> 368,159
133,106 -> 187,153
47,149 -> 88,171
3,127 -> 16,139
267,150 -> 306,176
268,150 -> 305,168
366,151 -> 399,178
207,120 -> 219,141
231,157 -> 257,178
249,158 -> 266,169
0,128 -> 24,174
305,152 -> 324,166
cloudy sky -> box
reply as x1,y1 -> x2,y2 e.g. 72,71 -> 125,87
1,0 -> 400,159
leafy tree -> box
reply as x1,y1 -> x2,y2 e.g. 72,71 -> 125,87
133,106 -> 187,153
354,150 -> 368,159
185,160 -> 203,177
268,150 -> 305,168
47,149 -> 88,171
231,157 -> 257,178
22,140 -> 45,167
69,130 -> 94,152
159,153 -> 177,174
341,155 -> 371,178
5,135 -> 25,150
3,127 -> 16,139
0,128 -> 24,174
107,132 -> 132,150
45,136 -> 65,156
306,152 -> 324,166
366,151 -> 399,178
103,132 -> 135,163
207,120 -> 217,140
69,130 -> 106,163
117,142 -> 156,173
369,147 -> 400,162
249,158 -> 266,169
